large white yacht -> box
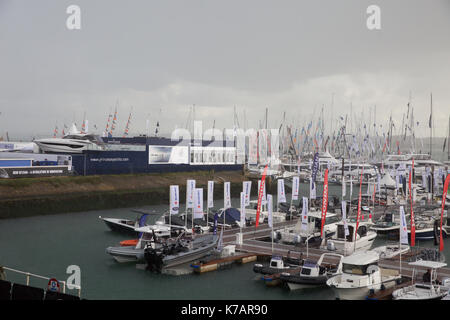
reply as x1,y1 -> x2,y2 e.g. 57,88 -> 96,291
34,124 -> 105,154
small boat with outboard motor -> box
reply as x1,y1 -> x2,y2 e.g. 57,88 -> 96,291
280,253 -> 344,290
105,224 -> 190,263
99,213 -> 152,235
253,254 -> 303,276
144,232 -> 219,272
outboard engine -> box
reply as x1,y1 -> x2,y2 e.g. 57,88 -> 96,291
327,241 -> 336,251
293,235 -> 301,245
441,278 -> 450,288
276,231 -> 282,241
434,219 -> 440,246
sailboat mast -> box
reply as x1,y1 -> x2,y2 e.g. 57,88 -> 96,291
430,93 -> 433,156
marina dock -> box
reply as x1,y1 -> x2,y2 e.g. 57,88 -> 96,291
220,220 -> 450,280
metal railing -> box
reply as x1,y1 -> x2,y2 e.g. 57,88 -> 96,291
0,266 -> 81,298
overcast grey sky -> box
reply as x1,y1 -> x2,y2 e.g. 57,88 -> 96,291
0,0 -> 449,139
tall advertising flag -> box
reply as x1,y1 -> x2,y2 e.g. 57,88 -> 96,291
342,200 -> 349,236
342,176 -> 346,198
257,180 -> 267,204
243,181 -> 252,206
408,167 -> 416,246
439,174 -> 450,251
224,182 -> 231,208
277,179 -> 287,203
240,192 -> 246,227
310,177 -> 316,199
256,165 -> 268,228
301,197 -> 309,232
193,188 -> 204,219
186,179 -> 196,208
354,168 -> 364,242
267,194 -> 273,228
207,181 -> 214,208
292,176 -> 300,201
399,206 -> 409,245
311,152 -> 320,188
320,169 -> 329,238
170,185 -> 179,215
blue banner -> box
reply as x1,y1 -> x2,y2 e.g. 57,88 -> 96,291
311,152 -> 320,188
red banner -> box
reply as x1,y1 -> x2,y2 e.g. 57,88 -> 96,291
255,165 -> 268,228
354,168 -> 364,242
320,169 -> 329,237
409,159 -> 415,246
439,174 -> 450,251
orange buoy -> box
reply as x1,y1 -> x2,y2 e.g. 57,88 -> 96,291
120,239 -> 139,247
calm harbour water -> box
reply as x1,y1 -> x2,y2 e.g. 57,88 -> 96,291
0,183 -> 448,300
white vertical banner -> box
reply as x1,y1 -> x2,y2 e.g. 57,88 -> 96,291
267,194 -> 273,228
341,200 -> 349,236
399,206 -> 409,245
292,176 -> 300,201
301,197 -> 308,232
207,180 -> 214,208
224,182 -> 231,208
258,180 -> 267,204
193,188 -> 204,219
186,179 -> 196,208
170,185 -> 179,215
240,192 -> 246,226
310,177 -> 316,199
243,181 -> 252,206
342,176 -> 346,197
277,179 -> 286,203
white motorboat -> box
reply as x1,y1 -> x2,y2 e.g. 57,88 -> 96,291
245,200 -> 287,225
370,211 -> 400,236
275,210 -> 340,244
280,253 -> 344,290
34,124 -> 105,154
327,220 -> 377,255
392,260 -> 450,300
326,250 -> 401,300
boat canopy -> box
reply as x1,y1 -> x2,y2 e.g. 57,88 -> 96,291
222,208 -> 241,222
408,260 -> 447,269
342,251 -> 379,265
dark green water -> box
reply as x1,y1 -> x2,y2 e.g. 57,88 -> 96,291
0,183 -> 447,300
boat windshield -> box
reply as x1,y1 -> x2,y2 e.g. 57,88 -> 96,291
342,263 -> 377,275
325,216 -> 340,225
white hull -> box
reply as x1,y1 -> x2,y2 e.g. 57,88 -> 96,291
287,282 -> 323,291
35,140 -> 92,154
